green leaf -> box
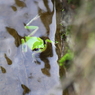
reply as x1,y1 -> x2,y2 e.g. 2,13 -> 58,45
24,26 -> 37,29
55,41 -> 58,43
59,63 -> 63,66
59,53 -> 71,63
68,0 -> 72,3
60,23 -> 62,26
59,50 -> 74,64
62,9 -> 64,11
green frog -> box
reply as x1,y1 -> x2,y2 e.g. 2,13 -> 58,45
21,15 -> 52,53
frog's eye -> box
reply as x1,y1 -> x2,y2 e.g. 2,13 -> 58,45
39,48 -> 43,49
32,48 -> 39,51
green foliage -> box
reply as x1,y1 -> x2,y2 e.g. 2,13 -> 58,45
59,50 -> 74,66
55,41 -> 58,44
87,32 -> 95,48
67,0 -> 81,7
65,26 -> 72,36
60,25 -> 72,41
67,0 -> 72,4
62,9 -> 64,11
